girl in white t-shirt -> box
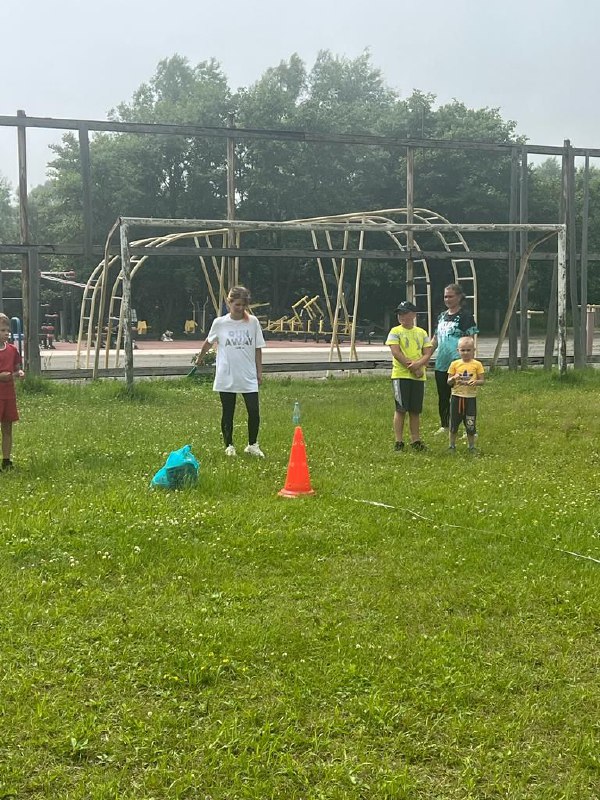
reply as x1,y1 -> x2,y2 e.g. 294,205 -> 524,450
196,286 -> 266,457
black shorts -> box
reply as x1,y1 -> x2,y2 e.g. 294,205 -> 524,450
450,395 -> 477,434
392,378 -> 425,413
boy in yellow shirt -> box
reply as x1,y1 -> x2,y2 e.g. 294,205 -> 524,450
447,336 -> 484,452
386,301 -> 433,451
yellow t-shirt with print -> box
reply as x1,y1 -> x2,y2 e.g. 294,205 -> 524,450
385,325 -> 431,381
448,358 -> 484,397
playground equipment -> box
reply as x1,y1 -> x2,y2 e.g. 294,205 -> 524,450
77,207 -> 478,371
76,213 -> 566,388
263,295 -> 331,339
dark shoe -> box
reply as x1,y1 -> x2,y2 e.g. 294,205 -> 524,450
2,459 -> 13,470
411,441 -> 426,452
394,441 -> 405,452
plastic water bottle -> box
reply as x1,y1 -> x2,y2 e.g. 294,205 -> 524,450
292,401 -> 301,425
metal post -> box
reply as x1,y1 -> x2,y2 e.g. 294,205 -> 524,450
120,222 -> 134,390
0,268 -> 4,313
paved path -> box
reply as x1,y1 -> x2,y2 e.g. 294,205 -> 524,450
35,334 -> 600,372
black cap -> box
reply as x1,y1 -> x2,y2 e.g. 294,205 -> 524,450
395,301 -> 418,314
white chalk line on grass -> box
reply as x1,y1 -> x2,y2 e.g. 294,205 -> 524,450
346,497 -> 600,566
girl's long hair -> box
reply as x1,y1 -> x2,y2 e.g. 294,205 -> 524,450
227,285 -> 251,320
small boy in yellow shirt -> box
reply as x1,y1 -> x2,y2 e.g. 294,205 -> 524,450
447,336 -> 484,452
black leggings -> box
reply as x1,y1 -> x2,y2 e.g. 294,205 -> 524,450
219,392 -> 260,447
435,370 -> 451,428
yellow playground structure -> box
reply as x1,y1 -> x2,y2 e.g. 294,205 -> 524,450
261,294 -> 356,340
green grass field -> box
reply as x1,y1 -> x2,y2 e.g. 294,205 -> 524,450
2,370 -> 600,799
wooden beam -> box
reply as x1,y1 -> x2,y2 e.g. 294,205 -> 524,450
121,217 -> 565,233
3,243 -> 600,260
2,113 -> 598,157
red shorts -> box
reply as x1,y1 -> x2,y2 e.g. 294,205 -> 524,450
0,396 -> 19,422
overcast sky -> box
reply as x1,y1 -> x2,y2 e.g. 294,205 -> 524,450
0,0 -> 597,189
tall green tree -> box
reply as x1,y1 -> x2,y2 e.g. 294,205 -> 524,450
29,51 -> 543,329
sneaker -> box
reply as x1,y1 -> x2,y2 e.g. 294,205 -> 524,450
448,445 -> 456,453
394,441 -> 405,452
244,443 -> 265,458
411,441 -> 426,452
1,459 -> 13,470
434,427 -> 449,436
224,445 -> 236,457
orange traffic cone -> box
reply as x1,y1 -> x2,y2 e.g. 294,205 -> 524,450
278,426 -> 315,497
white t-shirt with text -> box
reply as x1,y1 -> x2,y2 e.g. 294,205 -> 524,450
207,313 -> 265,393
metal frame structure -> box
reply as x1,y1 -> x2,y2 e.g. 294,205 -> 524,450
77,206 -> 477,372
0,111 -> 592,376
89,216 -> 565,388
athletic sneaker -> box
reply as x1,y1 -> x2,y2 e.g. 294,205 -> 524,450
244,443 -> 265,458
224,445 -> 236,457
434,427 -> 449,436
394,441 -> 405,452
411,441 -> 426,451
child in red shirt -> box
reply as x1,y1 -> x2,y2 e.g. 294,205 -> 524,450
0,313 -> 25,469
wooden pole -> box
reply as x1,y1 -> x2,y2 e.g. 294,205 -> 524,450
581,154 -> 590,357
406,147 -> 415,303
566,141 -> 582,366
17,109 -> 41,375
226,113 -> 236,292
349,228 -> 365,362
519,147 -> 529,368
557,226 -> 567,375
79,124 -> 94,270
120,222 -> 134,390
508,148 -> 518,370
544,149 -> 567,369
